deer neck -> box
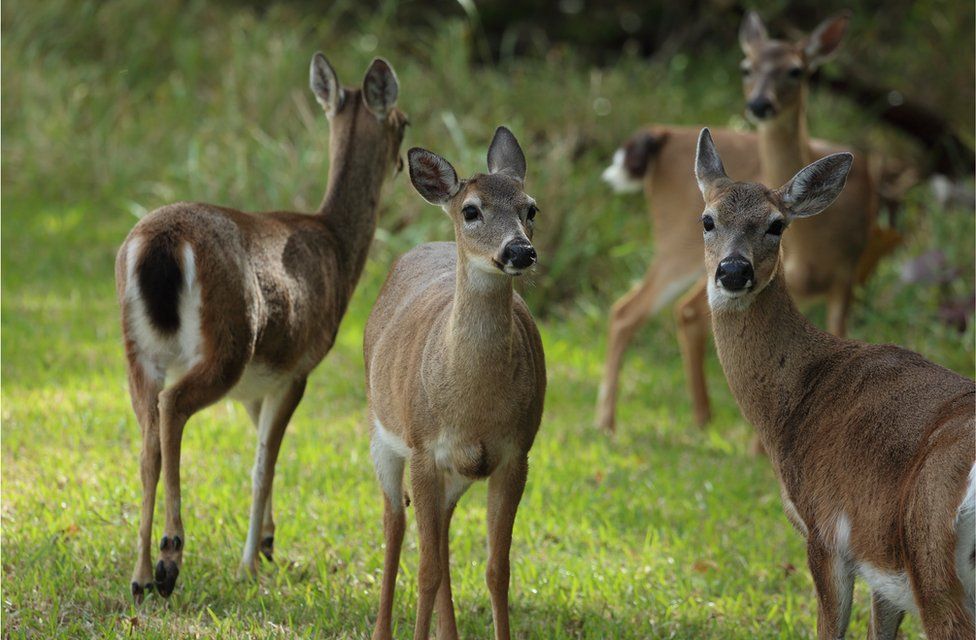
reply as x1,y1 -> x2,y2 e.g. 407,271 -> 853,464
757,91 -> 812,187
317,114 -> 389,288
442,252 -> 516,380
710,265 -> 831,467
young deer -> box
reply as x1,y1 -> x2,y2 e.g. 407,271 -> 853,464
597,11 -> 887,432
115,53 -> 406,602
695,127 -> 975,639
364,127 -> 546,640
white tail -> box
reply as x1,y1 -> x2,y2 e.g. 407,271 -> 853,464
602,148 -> 644,193
115,53 -> 406,602
697,128 -> 975,639
596,11 -> 887,433
364,127 -> 546,640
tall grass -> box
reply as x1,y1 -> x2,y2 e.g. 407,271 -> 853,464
7,0 -> 950,315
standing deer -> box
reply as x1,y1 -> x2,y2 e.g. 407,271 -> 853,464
115,53 -> 406,602
695,127 -> 975,639
364,127 -> 546,640
597,11 -> 887,432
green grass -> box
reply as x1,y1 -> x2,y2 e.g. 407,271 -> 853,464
2,1 -> 973,638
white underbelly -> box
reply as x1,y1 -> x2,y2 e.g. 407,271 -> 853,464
163,361 -> 292,403
371,418 -> 476,508
227,363 -> 293,401
857,563 -> 917,613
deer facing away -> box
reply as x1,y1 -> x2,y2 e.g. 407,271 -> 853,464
364,127 -> 546,640
695,127 -> 975,639
115,53 -> 406,601
597,11 -> 887,432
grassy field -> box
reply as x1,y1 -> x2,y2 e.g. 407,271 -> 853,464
2,1 -> 973,638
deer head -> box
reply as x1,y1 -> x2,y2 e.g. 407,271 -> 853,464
310,53 -> 408,176
738,11 -> 850,122
694,128 -> 853,311
408,126 -> 539,276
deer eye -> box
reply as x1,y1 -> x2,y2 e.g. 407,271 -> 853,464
702,214 -> 715,232
740,65 -> 752,77
767,219 -> 785,236
787,67 -> 803,79
461,205 -> 480,222
526,205 -> 538,221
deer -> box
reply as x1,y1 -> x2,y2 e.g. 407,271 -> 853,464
596,11 -> 894,433
694,127 -> 975,639
363,126 -> 546,640
114,53 -> 407,602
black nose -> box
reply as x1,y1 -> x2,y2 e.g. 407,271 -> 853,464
716,257 -> 754,292
501,242 -> 537,270
747,97 -> 775,119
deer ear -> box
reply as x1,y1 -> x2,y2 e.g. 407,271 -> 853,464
362,58 -> 399,119
310,52 -> 344,117
695,128 -> 730,200
803,12 -> 850,69
487,126 -> 526,182
739,11 -> 768,56
777,153 -> 853,219
408,148 -> 460,206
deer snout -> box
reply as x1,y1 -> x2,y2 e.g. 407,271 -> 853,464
716,256 -> 754,292
499,241 -> 537,273
747,96 -> 776,120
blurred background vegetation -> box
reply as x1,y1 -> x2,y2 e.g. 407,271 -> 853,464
1,1 -> 973,637
3,0 -> 974,328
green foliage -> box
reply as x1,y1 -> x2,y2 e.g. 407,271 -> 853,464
743,0 -> 975,140
1,0 -> 972,638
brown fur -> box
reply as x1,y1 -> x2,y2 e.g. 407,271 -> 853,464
698,130 -> 975,639
115,55 -> 406,601
364,132 -> 546,640
597,12 -> 884,433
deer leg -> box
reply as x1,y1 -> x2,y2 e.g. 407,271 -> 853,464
411,453 -> 444,640
435,503 -> 459,640
674,277 -> 712,427
868,591 -> 904,640
910,560 -> 973,638
855,224 -> 902,286
436,473 -> 471,640
915,589 -> 973,640
245,400 -> 277,562
596,261 -> 678,433
370,420 -> 408,640
826,278 -> 853,338
240,378 -> 306,576
126,358 -> 164,604
485,455 -> 528,640
904,448 -> 974,639
155,360 -> 242,598
807,540 -> 854,639
260,494 -> 275,561
372,492 -> 406,640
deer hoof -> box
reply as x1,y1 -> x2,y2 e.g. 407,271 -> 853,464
154,560 -> 180,598
131,580 -> 154,604
260,536 -> 274,562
